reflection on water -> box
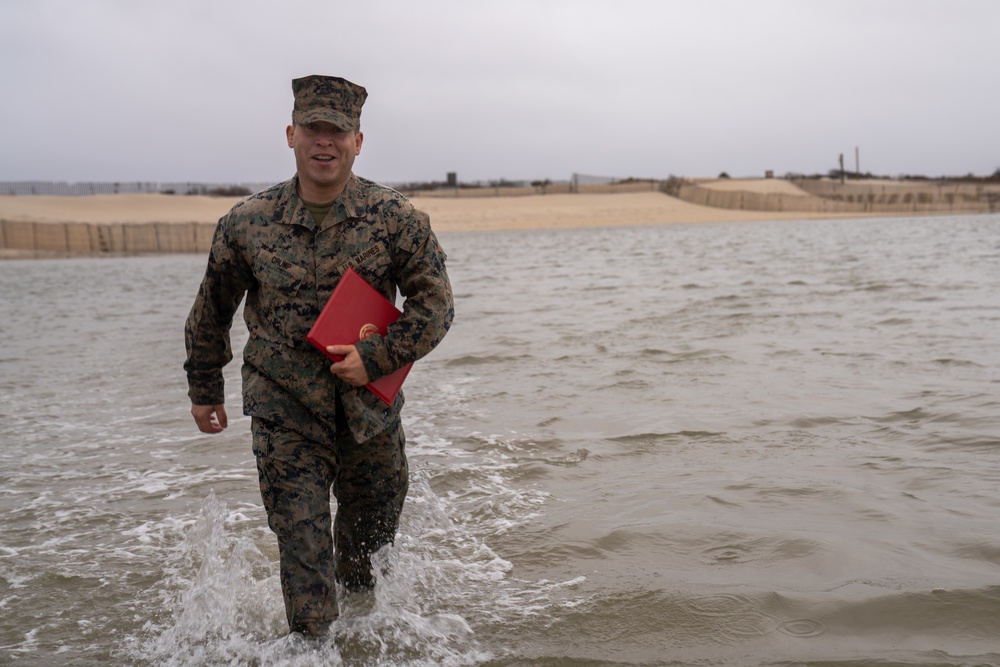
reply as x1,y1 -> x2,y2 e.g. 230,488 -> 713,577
2,214 -> 999,665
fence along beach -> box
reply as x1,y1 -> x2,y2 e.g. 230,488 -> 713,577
3,175 -> 999,664
3,212 -> 999,664
2,177 -> 998,257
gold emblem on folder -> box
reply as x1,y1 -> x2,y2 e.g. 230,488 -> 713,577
359,323 -> 380,340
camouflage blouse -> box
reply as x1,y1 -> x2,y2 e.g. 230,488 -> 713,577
184,174 -> 454,443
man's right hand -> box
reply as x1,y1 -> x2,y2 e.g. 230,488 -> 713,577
192,404 -> 228,433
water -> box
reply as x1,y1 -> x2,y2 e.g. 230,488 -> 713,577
1,214 -> 999,666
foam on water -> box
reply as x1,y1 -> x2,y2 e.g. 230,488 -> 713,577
3,216 -> 1000,665
116,429 -> 580,666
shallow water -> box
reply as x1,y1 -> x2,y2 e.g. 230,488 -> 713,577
2,213 -> 999,666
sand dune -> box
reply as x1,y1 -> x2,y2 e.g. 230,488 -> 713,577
0,193 -> 238,225
414,190 -> 850,233
0,179 -> 860,236
693,178 -> 811,196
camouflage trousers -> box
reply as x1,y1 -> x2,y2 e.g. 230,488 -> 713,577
250,408 -> 408,635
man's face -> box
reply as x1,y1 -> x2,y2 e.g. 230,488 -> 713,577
286,121 -> 364,201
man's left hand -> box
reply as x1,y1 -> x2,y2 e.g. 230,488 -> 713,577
327,345 -> 370,386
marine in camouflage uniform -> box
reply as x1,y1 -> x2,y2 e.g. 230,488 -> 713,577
184,75 -> 454,637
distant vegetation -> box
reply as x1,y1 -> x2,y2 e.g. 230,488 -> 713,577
164,185 -> 252,196
5,168 -> 998,199
784,168 -> 1000,183
394,168 -> 1000,193
204,185 -> 253,197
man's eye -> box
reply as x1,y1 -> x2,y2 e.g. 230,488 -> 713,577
305,123 -> 320,132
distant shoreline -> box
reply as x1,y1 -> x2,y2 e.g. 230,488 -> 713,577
2,178 -> 996,258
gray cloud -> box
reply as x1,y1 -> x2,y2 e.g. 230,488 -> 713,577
1,0 -> 997,185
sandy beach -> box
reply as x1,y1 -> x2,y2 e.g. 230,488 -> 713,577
0,180 -> 860,232
413,190 -> 852,233
4,177 -> 995,258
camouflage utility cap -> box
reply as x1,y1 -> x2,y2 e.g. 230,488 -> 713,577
292,75 -> 367,132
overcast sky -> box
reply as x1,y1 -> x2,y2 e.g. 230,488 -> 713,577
1,0 -> 997,185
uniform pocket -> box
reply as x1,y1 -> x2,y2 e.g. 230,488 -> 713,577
344,241 -> 394,292
255,249 -> 308,294
251,417 -> 275,457
253,250 -> 311,340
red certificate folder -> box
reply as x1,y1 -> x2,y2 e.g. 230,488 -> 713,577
306,268 -> 412,405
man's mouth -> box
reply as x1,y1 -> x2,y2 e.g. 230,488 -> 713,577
313,155 -> 335,162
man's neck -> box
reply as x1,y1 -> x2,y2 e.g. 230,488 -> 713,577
298,176 -> 349,206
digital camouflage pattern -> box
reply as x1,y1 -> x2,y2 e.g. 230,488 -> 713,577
184,171 -> 452,635
251,411 -> 407,633
291,75 -> 367,132
184,173 -> 454,445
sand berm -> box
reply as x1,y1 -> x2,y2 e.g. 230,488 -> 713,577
1,177 -> 992,258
